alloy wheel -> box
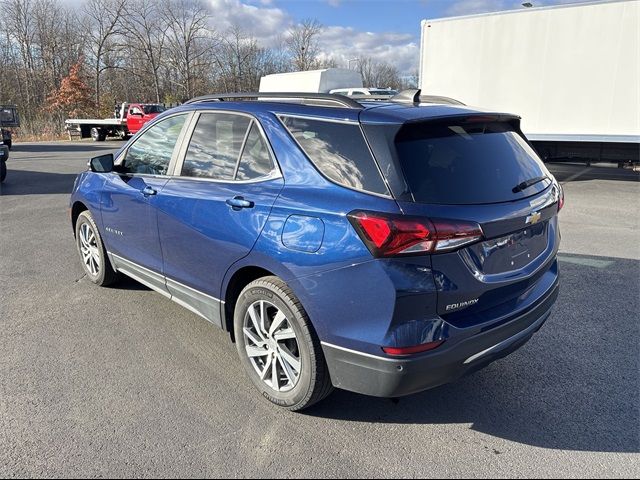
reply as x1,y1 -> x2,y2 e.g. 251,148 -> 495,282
243,300 -> 301,393
78,222 -> 101,276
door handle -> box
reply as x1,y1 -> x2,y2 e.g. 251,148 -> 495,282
226,196 -> 254,210
141,186 -> 157,196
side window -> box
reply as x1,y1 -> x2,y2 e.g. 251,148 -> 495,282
236,123 -> 274,180
121,114 -> 187,175
280,116 -> 389,195
181,113 -> 250,180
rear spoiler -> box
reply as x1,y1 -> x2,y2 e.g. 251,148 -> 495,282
403,112 -> 522,131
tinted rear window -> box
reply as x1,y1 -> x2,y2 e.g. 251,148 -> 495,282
395,121 -> 551,205
281,116 -> 389,196
143,105 -> 166,114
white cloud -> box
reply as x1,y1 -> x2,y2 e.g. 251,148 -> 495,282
209,0 -> 291,45
208,0 -> 419,74
317,26 -> 418,74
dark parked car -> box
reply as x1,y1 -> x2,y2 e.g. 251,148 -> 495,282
70,91 -> 563,410
0,144 -> 8,183
1,104 -> 19,151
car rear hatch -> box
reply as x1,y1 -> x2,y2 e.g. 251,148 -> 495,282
364,114 -> 563,328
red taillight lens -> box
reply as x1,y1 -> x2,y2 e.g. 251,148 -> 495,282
382,340 -> 445,356
349,211 -> 435,257
348,211 -> 483,257
356,214 -> 392,248
558,185 -> 565,211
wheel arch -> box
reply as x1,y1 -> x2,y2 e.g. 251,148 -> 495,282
71,201 -> 89,235
223,265 -> 276,341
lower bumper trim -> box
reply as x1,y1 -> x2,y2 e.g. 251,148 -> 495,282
322,281 -> 558,398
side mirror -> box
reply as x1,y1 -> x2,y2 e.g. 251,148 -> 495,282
89,153 -> 114,173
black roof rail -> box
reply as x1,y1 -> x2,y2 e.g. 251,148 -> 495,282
390,89 -> 465,106
348,94 -> 399,101
184,92 -> 363,109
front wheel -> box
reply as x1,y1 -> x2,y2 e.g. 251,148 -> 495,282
75,211 -> 119,286
0,160 -> 6,183
234,276 -> 333,411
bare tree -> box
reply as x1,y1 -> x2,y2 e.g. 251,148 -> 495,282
2,6 -> 402,137
213,26 -> 290,93
83,0 -> 127,111
123,0 -> 167,102
286,19 -> 323,71
358,56 -> 402,90
3,0 -> 38,114
162,0 -> 212,99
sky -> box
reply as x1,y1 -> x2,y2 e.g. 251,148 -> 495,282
212,0 -> 590,74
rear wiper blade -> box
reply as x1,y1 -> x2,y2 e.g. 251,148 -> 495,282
512,175 -> 549,193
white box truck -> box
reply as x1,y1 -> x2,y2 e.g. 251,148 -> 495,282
259,68 -> 363,93
419,0 -> 639,164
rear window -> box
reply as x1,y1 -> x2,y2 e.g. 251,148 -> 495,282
143,105 -> 166,115
281,116 -> 389,196
395,121 -> 551,205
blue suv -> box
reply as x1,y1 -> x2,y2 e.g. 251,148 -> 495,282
70,91 -> 562,411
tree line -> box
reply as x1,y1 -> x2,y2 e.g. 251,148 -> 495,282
0,0 -> 413,136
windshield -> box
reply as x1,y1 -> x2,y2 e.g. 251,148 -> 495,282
143,105 -> 166,115
395,120 -> 551,205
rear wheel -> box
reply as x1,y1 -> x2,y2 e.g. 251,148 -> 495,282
90,127 -> 106,142
5,140 -> 11,150
0,160 -> 6,183
75,210 -> 118,286
234,276 -> 333,411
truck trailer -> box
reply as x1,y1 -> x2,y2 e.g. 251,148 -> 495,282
259,68 -> 363,94
419,0 -> 639,164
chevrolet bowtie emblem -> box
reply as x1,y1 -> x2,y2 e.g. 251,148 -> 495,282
526,211 -> 542,225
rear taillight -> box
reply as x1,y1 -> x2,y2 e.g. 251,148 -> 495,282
558,184 -> 565,211
348,211 -> 483,257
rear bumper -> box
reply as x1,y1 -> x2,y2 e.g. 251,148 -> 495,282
322,281 -> 558,398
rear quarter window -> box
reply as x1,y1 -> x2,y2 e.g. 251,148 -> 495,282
395,121 -> 551,205
281,116 -> 389,196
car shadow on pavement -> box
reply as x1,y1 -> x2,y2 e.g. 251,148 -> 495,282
0,170 -> 80,196
12,142 -> 123,154
113,276 -> 152,292
307,254 -> 640,454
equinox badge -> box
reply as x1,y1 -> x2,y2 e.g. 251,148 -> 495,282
446,298 -> 479,311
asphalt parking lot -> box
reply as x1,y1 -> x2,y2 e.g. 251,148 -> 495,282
1,141 -> 638,478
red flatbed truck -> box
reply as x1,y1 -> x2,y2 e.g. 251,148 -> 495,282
65,102 -> 167,141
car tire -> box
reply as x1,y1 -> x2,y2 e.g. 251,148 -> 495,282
234,276 -> 333,411
90,128 -> 106,142
0,160 -> 6,183
75,210 -> 119,286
